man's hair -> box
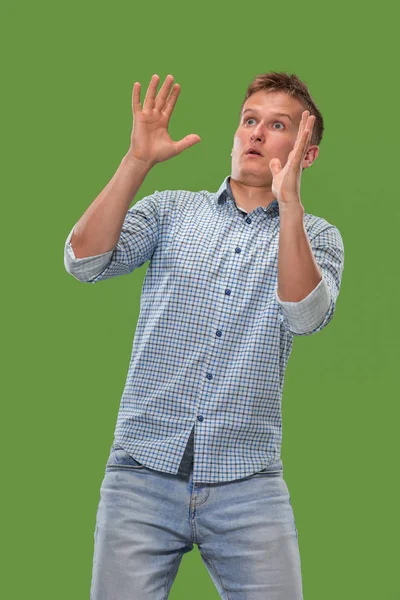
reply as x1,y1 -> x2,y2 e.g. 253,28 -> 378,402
240,71 -> 324,147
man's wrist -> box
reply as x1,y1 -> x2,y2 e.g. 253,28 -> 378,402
279,200 -> 305,219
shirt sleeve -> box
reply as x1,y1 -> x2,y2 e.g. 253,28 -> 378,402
64,224 -> 115,282
276,222 -> 345,336
275,275 -> 331,334
64,192 -> 160,283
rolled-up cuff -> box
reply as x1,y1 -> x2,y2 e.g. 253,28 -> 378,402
275,275 -> 331,334
64,224 -> 114,281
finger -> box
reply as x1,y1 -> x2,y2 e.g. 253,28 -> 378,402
269,158 -> 282,175
174,133 -> 201,155
303,116 -> 315,153
294,114 -> 314,158
296,111 -> 309,146
287,112 -> 307,167
132,82 -> 141,117
154,74 -> 175,112
291,127 -> 311,168
163,83 -> 181,121
143,74 -> 160,111
308,115 -> 315,138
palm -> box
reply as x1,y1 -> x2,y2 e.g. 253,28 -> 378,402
129,74 -> 201,166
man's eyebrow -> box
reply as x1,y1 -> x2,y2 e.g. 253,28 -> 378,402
242,107 -> 293,123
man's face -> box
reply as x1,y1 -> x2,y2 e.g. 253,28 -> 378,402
231,90 -> 318,185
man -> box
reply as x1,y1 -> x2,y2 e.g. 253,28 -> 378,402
64,72 -> 344,599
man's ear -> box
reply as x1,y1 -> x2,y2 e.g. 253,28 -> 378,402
303,145 -> 319,168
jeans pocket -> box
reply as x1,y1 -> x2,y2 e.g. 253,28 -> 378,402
106,445 -> 146,470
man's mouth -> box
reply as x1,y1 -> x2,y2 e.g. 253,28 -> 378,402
245,147 -> 263,156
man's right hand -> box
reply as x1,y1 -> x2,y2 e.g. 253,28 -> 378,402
127,74 -> 201,169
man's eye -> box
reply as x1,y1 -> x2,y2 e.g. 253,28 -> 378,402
245,118 -> 285,129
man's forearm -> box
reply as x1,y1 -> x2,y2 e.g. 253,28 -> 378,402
277,202 -> 322,302
71,154 -> 152,258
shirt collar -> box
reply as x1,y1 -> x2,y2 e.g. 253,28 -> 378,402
214,175 -> 280,216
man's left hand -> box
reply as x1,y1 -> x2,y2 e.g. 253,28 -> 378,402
269,110 -> 315,209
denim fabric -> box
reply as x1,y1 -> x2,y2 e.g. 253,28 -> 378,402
90,443 -> 303,599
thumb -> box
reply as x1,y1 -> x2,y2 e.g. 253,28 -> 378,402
175,134 -> 201,154
269,158 -> 281,176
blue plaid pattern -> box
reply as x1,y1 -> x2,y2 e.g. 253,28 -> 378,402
64,175 -> 344,483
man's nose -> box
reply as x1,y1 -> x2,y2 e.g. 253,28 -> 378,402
250,123 -> 265,142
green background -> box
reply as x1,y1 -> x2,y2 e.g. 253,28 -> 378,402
2,0 -> 399,598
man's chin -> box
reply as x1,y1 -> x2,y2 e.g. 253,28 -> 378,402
231,167 -> 272,186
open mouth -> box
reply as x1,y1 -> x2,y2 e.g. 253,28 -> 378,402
246,148 -> 263,157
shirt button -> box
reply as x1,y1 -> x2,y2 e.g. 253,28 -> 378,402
235,247 -> 241,253
246,217 -> 252,224
206,373 -> 213,380
216,330 -> 222,337
225,289 -> 231,295
197,415 -> 204,422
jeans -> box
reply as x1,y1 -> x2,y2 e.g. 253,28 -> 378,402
90,443 -> 303,599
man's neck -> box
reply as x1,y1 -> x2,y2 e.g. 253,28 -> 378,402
229,177 -> 276,213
